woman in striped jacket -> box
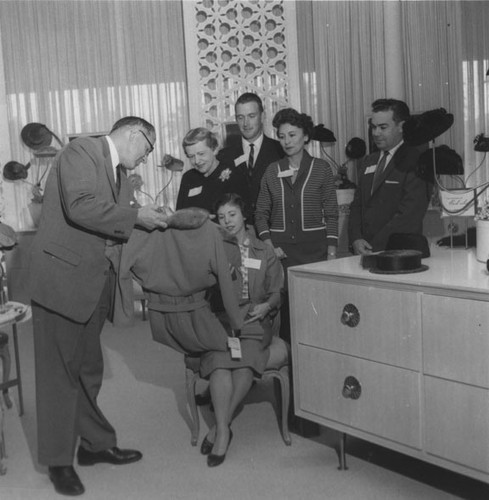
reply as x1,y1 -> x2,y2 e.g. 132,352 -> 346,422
255,108 -> 338,343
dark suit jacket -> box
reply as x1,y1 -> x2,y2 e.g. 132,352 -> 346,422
348,143 -> 432,252
217,134 -> 284,212
28,136 -> 138,323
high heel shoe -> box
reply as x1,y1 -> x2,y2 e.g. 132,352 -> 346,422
207,429 -> 233,468
200,435 -> 214,456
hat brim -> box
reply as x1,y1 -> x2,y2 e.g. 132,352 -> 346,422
21,123 -> 53,150
370,264 -> 429,275
403,109 -> 454,146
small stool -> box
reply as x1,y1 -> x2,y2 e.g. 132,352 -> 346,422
0,302 -> 30,416
0,332 -> 12,409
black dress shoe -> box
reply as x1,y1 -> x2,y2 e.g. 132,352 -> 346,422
48,466 -> 85,496
207,429 -> 233,468
200,435 -> 214,456
77,446 -> 142,466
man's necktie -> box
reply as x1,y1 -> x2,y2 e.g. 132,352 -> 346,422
116,164 -> 122,194
247,143 -> 254,176
371,151 -> 389,194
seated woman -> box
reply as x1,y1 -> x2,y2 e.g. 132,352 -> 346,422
198,193 -> 284,467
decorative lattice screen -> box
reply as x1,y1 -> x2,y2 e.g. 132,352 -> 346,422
183,0 -> 299,137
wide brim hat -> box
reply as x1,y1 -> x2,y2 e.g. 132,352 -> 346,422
363,249 -> 429,275
0,222 -> 17,249
417,145 -> 464,182
21,122 -> 53,150
312,124 -> 336,143
403,108 -> 454,146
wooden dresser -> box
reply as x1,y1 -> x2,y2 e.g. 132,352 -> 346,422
288,248 -> 489,483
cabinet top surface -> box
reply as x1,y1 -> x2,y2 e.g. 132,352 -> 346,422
289,248 -> 489,296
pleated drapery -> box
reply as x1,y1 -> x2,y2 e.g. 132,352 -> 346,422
0,0 -> 189,229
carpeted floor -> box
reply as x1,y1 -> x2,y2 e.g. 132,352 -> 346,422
1,310 -> 488,500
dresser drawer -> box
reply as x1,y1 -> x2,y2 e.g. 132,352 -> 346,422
295,345 -> 422,449
425,376 -> 489,473
423,294 -> 489,387
290,275 -> 420,370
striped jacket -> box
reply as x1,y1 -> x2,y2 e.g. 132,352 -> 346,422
255,151 -> 338,246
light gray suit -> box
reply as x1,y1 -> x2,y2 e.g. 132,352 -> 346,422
29,136 -> 138,465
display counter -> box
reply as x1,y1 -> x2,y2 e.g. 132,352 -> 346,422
289,247 -> 489,483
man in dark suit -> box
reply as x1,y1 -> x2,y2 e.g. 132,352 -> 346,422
217,92 -> 284,220
349,99 -> 432,254
28,117 -> 168,496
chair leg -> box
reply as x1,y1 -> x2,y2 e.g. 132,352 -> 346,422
278,367 -> 292,445
338,432 -> 348,470
0,339 -> 12,410
185,368 -> 200,446
140,300 -> 147,321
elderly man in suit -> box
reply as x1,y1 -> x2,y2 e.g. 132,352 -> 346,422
348,99 -> 432,254
218,92 -> 284,221
28,116 -> 168,496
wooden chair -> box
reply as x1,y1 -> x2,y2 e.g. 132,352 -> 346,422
132,280 -> 147,321
184,335 -> 292,447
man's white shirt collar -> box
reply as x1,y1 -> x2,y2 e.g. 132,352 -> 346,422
242,133 -> 264,155
106,135 -> 120,179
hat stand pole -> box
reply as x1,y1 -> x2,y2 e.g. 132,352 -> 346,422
431,140 -> 455,249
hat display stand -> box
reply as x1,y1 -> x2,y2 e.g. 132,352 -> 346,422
3,123 -> 64,227
403,108 -> 475,250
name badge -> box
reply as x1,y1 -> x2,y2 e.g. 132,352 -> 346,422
228,337 -> 242,359
188,186 -> 202,197
244,257 -> 261,269
234,154 -> 247,167
365,165 -> 376,175
278,169 -> 294,178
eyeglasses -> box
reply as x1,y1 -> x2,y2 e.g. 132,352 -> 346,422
138,129 -> 155,155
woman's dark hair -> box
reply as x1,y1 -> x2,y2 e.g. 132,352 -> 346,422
272,108 -> 315,144
214,192 -> 246,216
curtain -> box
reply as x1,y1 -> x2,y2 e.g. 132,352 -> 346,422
0,0 -> 188,230
402,1 -> 464,189
296,0 -> 488,194
460,1 -> 489,191
296,0 -> 386,182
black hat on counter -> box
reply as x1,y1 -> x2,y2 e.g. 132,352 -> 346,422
386,233 -> 430,258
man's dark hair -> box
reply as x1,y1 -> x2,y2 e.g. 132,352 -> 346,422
235,92 -> 264,113
371,99 -> 410,123
110,116 -> 154,135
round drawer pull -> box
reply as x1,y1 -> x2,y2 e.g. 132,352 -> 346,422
342,376 -> 362,400
341,303 -> 360,327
